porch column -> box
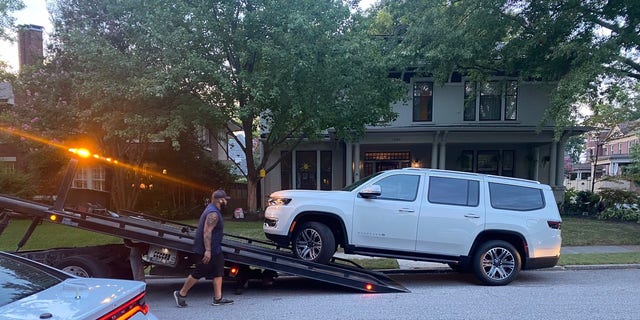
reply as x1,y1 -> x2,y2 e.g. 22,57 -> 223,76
291,151 -> 297,189
354,143 -> 361,181
549,141 -> 557,186
431,133 -> 439,169
534,147 -> 540,181
345,143 -> 353,185
439,142 -> 447,169
556,138 -> 567,186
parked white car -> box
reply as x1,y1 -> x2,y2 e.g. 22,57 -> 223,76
264,168 -> 562,285
0,251 -> 158,320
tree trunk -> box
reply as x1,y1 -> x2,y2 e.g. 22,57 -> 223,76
246,176 -> 259,215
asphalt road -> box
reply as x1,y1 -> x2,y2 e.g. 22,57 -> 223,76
145,267 -> 640,320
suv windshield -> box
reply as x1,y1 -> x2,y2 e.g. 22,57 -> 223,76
341,171 -> 385,191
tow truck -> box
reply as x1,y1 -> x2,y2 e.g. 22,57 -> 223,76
0,157 -> 408,293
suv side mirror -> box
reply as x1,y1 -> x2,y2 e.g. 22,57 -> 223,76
359,185 -> 381,198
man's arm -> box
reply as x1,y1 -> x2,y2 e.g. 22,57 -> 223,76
203,212 -> 219,253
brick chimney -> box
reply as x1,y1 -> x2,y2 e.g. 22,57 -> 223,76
18,24 -> 44,70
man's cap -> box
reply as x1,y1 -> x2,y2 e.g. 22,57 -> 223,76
213,189 -> 231,200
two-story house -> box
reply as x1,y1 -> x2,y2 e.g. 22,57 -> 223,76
261,75 -> 586,203
566,121 -> 640,193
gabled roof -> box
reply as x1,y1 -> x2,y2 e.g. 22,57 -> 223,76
607,119 -> 640,139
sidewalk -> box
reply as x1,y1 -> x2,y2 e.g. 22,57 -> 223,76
335,245 -> 640,270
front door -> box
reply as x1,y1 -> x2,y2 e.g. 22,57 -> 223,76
352,172 -> 423,252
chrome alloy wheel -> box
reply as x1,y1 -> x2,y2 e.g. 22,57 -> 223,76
480,246 -> 516,281
294,227 -> 323,261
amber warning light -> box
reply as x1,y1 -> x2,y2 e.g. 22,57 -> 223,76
68,148 -> 92,158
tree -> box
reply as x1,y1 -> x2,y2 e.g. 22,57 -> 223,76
0,0 -> 24,41
6,1 -> 413,215
81,0 -> 405,213
5,0 -> 221,211
565,135 -> 586,164
370,0 -> 640,134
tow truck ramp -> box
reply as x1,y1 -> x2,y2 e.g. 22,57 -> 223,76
0,160 -> 408,293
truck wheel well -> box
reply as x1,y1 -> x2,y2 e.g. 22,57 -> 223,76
293,212 -> 347,248
471,231 -> 528,267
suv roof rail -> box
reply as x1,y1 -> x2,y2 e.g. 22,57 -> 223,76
399,167 -> 541,184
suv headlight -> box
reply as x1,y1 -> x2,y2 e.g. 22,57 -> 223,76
268,197 -> 291,206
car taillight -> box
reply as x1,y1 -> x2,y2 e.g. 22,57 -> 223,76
547,220 -> 562,230
98,292 -> 150,320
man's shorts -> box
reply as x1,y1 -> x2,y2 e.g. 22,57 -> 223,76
191,252 -> 225,279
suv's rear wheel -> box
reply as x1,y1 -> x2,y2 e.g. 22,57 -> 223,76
292,222 -> 336,264
472,240 -> 521,286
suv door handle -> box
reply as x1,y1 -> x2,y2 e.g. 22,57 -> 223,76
398,208 -> 415,213
464,213 -> 480,219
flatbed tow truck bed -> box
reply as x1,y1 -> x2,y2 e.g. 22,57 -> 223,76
0,159 -> 408,293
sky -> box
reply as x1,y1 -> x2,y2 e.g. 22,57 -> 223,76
0,0 -> 53,72
0,0 -> 377,73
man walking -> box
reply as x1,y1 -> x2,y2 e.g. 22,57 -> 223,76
173,189 -> 234,307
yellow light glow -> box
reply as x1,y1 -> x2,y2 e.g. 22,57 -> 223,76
68,148 -> 92,158
0,127 -> 212,192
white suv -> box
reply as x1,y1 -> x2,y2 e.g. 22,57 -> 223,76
263,168 -> 562,285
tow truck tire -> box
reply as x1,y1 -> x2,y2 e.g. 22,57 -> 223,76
55,255 -> 110,278
292,222 -> 335,264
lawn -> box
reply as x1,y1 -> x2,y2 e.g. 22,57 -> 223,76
2,216 -> 639,266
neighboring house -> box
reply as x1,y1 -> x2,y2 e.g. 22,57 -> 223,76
565,120 -> 640,193
262,75 -> 588,203
0,25 -> 43,176
0,82 -> 20,173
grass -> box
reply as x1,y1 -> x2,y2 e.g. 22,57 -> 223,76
560,216 -> 640,246
2,216 -> 640,266
559,252 -> 640,265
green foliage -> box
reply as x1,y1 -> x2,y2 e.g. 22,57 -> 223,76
565,135 -> 586,164
0,0 -> 24,41
623,142 -> 640,183
598,188 -> 639,208
563,188 -> 640,223
0,170 -> 35,197
373,0 -> 640,135
561,188 -> 601,217
38,0 -> 406,212
23,146 -> 69,195
597,207 -> 640,223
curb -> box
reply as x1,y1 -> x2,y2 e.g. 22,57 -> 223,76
381,263 -> 640,274
556,263 -> 640,271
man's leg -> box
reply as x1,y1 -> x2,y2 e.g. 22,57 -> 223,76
173,275 -> 198,308
213,276 -> 223,300
179,275 -> 199,297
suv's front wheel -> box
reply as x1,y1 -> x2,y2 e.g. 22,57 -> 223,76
472,240 -> 521,286
292,222 -> 336,264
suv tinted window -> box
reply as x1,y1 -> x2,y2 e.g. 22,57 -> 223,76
428,176 -> 479,206
489,182 -> 545,211
376,174 -> 420,201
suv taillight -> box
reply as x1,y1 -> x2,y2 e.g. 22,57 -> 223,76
547,221 -> 562,230
98,292 -> 150,320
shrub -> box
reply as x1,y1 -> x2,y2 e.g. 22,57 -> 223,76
597,207 -> 640,223
598,188 -> 640,210
561,189 -> 601,217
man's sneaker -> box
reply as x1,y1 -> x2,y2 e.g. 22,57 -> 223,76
173,290 -> 187,308
212,297 -> 234,306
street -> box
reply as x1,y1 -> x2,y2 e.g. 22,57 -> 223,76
145,268 -> 640,320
